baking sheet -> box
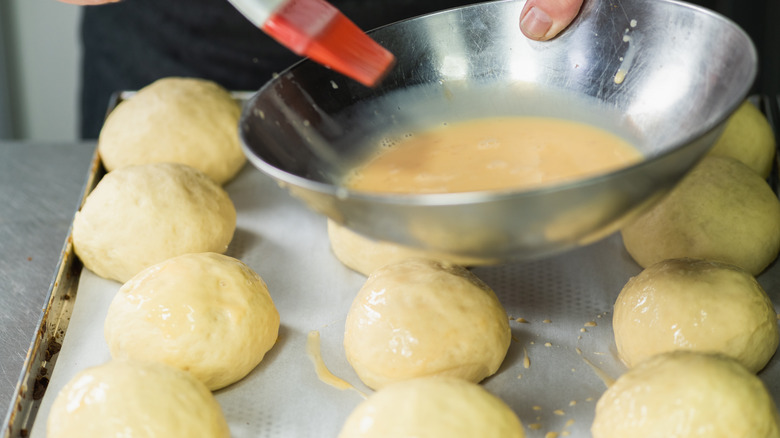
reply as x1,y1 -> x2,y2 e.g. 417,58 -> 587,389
27,156 -> 780,438
14,94 -> 779,437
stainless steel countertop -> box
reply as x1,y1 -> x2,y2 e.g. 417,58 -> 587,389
0,140 -> 96,424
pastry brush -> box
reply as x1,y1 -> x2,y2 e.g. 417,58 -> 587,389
228,0 -> 396,87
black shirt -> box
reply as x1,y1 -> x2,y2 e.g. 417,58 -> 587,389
80,0 -> 479,138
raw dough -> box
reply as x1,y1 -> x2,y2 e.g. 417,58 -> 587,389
591,351 -> 780,438
104,252 -> 280,390
327,219 -> 496,275
98,77 -> 245,184
73,163 -> 236,283
621,155 -> 780,275
613,258 -> 779,373
338,377 -> 525,438
47,359 -> 230,438
708,100 -> 775,178
344,259 -> 511,389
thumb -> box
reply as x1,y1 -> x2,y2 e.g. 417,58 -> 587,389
520,0 -> 583,41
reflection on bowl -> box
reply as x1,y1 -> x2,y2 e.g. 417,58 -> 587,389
239,0 -> 756,261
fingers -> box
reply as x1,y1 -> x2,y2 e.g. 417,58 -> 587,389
520,0 -> 583,41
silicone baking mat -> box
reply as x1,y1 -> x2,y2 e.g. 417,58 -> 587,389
29,163 -> 780,438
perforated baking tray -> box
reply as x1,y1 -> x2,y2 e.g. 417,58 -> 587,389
5,95 -> 780,438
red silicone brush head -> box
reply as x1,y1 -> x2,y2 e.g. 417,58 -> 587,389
262,0 -> 395,87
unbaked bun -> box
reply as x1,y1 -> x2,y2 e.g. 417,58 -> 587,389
73,163 -> 236,283
612,259 -> 780,373
591,351 -> 780,438
327,219 -> 496,275
621,155 -> 780,275
104,252 -> 279,390
98,77 -> 245,184
613,258 -> 779,373
344,259 -> 510,389
47,359 -> 230,438
708,100 -> 775,178
338,377 -> 525,438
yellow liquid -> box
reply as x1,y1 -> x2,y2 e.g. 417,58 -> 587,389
345,117 -> 642,194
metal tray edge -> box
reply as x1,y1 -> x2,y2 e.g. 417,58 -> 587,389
2,149 -> 104,438
1,89 -> 256,438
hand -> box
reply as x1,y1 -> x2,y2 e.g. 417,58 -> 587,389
520,0 -> 583,41
57,0 -> 120,4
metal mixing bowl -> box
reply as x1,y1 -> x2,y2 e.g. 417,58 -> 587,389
239,0 -> 757,261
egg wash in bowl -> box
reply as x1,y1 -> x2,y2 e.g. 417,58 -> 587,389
344,117 -> 642,194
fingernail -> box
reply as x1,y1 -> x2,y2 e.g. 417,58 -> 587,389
520,6 -> 553,40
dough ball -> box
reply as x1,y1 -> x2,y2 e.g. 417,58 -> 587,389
47,359 -> 230,438
338,377 -> 525,438
73,163 -> 236,283
98,77 -> 245,184
591,351 -> 780,438
344,259 -> 511,389
621,155 -> 780,275
104,252 -> 279,390
327,219 -> 497,276
708,100 -> 775,178
613,258 -> 779,373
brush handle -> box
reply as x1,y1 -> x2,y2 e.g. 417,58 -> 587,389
227,0 -> 394,87
227,0 -> 287,27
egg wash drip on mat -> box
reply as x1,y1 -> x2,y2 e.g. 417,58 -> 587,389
344,117 -> 642,193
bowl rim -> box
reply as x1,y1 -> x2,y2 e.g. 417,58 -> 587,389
240,0 -> 757,207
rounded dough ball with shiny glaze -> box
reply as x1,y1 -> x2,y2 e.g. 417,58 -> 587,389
327,219 -> 497,276
591,351 -> 780,438
47,359 -> 230,438
98,77 -> 245,184
621,155 -> 780,275
613,258 -> 779,373
707,100 -> 775,178
338,377 -> 525,438
73,163 -> 236,283
344,259 -> 511,390
104,252 -> 279,390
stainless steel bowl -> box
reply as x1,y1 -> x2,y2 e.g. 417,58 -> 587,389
239,0 -> 757,261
